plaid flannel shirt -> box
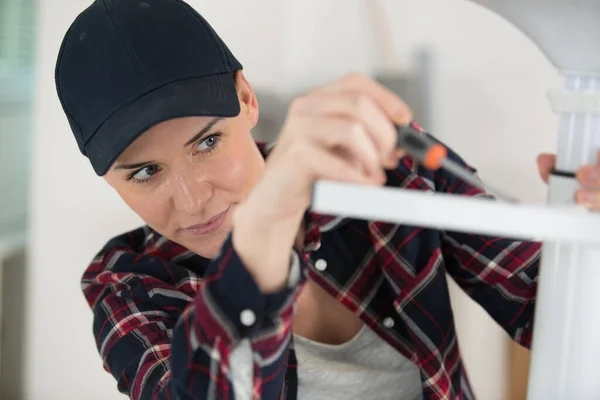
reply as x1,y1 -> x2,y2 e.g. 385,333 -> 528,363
82,128 -> 541,400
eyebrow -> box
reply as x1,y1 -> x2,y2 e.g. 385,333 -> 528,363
114,161 -> 156,171
113,117 -> 224,171
183,117 -> 223,147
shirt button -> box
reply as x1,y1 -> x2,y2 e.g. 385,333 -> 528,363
240,309 -> 256,327
314,258 -> 327,272
383,317 -> 395,329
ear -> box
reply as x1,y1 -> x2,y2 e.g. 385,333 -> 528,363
234,71 -> 259,129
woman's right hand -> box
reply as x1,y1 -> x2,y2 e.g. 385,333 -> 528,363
232,73 -> 413,293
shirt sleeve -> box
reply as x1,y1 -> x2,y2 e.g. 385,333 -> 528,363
82,231 -> 306,400
412,132 -> 542,348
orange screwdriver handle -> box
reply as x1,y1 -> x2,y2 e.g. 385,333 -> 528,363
396,123 -> 447,170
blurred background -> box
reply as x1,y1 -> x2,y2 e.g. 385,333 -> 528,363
0,0 -> 561,399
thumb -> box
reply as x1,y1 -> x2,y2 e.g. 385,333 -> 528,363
536,153 -> 556,184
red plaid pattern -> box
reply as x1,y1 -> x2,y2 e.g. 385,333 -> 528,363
82,133 -> 541,399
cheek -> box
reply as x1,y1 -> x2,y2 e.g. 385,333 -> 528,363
206,135 -> 264,198
116,182 -> 173,232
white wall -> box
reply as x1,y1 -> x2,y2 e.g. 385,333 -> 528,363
25,0 -> 560,399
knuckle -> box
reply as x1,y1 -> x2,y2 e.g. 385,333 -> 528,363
345,121 -> 366,141
343,72 -> 369,85
352,94 -> 373,114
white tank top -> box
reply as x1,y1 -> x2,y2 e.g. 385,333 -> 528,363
294,325 -> 423,400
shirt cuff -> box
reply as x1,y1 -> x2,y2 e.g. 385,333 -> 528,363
264,249 -> 307,316
197,232 -> 306,344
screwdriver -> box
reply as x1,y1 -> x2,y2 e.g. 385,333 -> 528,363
396,122 -> 518,203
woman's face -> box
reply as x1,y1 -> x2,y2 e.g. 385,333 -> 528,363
104,72 -> 265,258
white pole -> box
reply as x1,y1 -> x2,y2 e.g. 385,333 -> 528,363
526,74 -> 600,399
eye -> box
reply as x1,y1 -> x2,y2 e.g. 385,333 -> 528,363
130,164 -> 160,181
195,133 -> 221,153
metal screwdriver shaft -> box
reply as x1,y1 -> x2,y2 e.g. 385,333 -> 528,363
396,123 -> 518,203
439,157 -> 518,203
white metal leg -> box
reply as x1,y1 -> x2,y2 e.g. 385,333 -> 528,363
527,241 -> 600,399
526,74 -> 600,400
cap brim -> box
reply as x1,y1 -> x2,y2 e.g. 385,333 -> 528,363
85,72 -> 240,176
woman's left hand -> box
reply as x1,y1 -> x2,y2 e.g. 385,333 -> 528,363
537,150 -> 600,211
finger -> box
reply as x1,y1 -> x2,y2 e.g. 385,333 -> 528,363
536,153 -> 556,184
288,115 -> 384,181
311,73 -> 413,126
574,150 -> 600,188
289,93 -> 398,168
300,144 -> 384,186
576,164 -> 600,188
575,189 -> 600,211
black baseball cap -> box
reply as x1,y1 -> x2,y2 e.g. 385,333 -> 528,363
55,0 -> 243,176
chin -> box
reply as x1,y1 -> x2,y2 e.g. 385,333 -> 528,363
181,223 -> 233,259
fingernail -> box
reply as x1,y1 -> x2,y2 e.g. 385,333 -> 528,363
395,107 -> 411,124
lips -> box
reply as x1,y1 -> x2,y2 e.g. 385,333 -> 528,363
182,206 -> 230,236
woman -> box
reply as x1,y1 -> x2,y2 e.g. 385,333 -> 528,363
55,1 -> 599,399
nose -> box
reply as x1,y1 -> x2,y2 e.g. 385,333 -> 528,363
171,169 -> 213,215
